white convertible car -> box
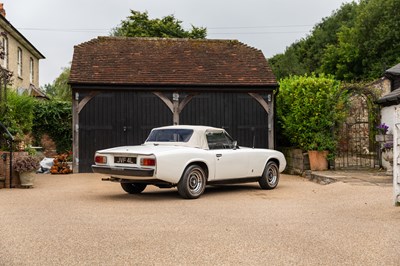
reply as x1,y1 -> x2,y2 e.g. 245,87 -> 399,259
92,125 -> 286,199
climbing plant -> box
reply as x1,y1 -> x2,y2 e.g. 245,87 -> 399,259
32,100 -> 72,153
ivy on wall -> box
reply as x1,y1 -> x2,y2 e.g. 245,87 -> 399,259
32,100 -> 72,153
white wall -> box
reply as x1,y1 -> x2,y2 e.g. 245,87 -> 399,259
381,106 -> 396,135
380,105 -> 396,169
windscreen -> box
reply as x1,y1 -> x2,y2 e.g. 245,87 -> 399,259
146,129 -> 194,142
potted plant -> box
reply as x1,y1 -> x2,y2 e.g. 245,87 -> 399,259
13,154 -> 40,188
375,123 -> 392,142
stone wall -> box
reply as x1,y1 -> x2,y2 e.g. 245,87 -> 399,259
281,148 -> 310,175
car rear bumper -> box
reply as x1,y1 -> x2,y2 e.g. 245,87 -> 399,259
92,165 -> 155,178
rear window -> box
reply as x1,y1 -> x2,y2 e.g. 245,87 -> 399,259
146,129 -> 194,142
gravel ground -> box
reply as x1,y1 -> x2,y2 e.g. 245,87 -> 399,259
0,173 -> 399,265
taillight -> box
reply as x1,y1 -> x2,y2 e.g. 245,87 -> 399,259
140,158 -> 156,166
95,155 -> 107,164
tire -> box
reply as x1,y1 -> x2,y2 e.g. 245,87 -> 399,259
177,165 -> 206,199
120,182 -> 147,194
259,161 -> 279,190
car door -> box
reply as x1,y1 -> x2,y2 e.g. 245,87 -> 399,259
206,131 -> 249,180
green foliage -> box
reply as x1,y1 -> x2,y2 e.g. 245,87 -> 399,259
269,0 -> 400,81
32,100 -> 72,153
43,67 -> 71,101
111,10 -> 207,39
1,90 -> 35,141
268,44 -> 306,79
277,74 -> 347,152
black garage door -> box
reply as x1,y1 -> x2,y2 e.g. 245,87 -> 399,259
180,92 -> 269,149
79,91 -> 269,172
79,91 -> 172,172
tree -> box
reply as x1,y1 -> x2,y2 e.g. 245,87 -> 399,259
269,42 -> 307,80
44,67 -> 71,101
353,0 -> 400,78
111,10 -> 207,39
269,0 -> 400,81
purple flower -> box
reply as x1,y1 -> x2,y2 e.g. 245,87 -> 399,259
377,123 -> 389,134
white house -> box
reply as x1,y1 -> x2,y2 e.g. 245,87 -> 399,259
376,63 -> 400,206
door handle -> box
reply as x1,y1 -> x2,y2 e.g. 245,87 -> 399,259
216,154 -> 222,158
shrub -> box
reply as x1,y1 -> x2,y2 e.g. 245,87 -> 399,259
277,74 -> 347,152
1,90 -> 35,150
32,100 -> 72,153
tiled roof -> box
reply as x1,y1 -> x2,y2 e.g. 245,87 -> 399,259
69,37 -> 277,88
376,88 -> 400,106
386,63 -> 400,76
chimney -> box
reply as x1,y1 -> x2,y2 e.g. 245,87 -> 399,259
0,3 -> 6,17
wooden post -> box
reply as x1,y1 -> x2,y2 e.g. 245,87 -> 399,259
172,92 -> 180,125
72,92 -> 79,173
72,91 -> 99,173
153,92 -> 198,126
248,92 -> 275,149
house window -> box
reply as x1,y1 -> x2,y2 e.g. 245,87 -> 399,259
2,37 -> 7,69
17,47 -> 22,77
29,58 -> 34,83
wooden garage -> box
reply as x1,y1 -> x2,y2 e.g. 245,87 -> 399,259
69,37 -> 278,172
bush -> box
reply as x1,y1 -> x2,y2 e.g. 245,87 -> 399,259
0,91 -> 72,153
277,74 -> 347,152
32,100 -> 72,153
1,90 -> 35,150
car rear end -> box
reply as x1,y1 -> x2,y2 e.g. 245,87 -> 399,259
92,150 -> 157,180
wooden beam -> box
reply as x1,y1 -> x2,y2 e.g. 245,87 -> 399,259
248,92 -> 270,114
248,92 -> 274,149
78,91 -> 100,114
153,92 -> 173,112
153,92 -> 198,125
178,93 -> 198,113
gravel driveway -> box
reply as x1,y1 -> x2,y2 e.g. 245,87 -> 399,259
0,173 -> 399,265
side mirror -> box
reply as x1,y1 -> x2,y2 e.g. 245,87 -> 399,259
233,141 -> 239,150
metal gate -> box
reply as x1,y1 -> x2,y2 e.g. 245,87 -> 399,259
335,93 -> 379,169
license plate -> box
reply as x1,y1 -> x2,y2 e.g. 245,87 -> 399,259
114,156 -> 136,164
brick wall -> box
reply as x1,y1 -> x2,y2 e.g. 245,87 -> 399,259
0,151 -> 27,188
40,134 -> 57,157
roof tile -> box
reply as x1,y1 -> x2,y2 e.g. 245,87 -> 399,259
69,37 -> 277,87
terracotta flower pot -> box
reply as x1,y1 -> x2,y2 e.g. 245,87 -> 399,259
308,150 -> 329,171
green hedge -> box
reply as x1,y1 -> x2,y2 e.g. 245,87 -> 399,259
277,74 -> 347,152
1,90 -> 35,149
32,100 -> 72,153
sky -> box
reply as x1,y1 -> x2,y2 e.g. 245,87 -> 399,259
4,0 -> 352,87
